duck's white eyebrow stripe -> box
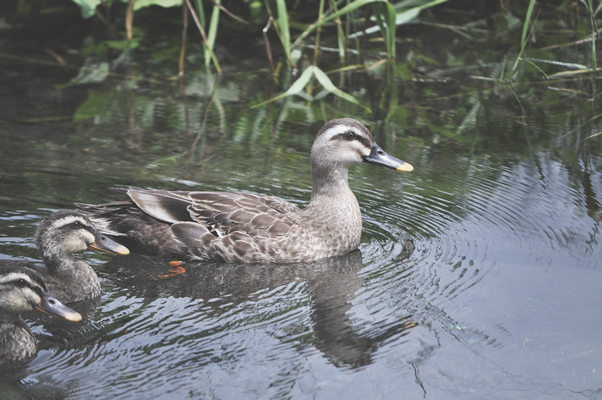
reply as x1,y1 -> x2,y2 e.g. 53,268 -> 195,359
319,124 -> 355,142
0,272 -> 33,285
53,216 -> 88,229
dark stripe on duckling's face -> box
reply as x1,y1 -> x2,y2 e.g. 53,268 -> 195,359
0,266 -> 49,295
0,266 -> 82,321
55,215 -> 96,236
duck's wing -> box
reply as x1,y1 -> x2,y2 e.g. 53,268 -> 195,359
76,198 -> 190,257
125,187 -> 300,238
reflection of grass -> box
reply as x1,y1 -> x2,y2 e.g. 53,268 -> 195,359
7,1 -> 601,162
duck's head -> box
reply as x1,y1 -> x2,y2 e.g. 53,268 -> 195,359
311,118 -> 413,173
0,265 -> 81,321
35,210 -> 130,260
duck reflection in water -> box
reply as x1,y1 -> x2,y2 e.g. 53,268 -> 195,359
102,249 -> 417,368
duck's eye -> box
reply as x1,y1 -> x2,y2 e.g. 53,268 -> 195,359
345,131 -> 356,140
72,221 -> 81,228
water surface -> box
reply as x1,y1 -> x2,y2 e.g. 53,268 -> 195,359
1,13 -> 601,399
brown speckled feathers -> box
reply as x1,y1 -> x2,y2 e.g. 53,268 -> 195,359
77,118 -> 413,263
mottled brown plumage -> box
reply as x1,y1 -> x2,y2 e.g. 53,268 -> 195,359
0,210 -> 129,303
77,118 -> 413,263
0,265 -> 81,365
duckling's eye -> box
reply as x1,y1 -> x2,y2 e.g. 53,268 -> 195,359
71,221 -> 82,229
15,279 -> 27,287
345,131 -> 356,140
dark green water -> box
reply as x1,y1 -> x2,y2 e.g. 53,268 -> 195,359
1,12 -> 602,399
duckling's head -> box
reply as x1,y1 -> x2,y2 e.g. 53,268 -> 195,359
311,118 -> 413,173
35,210 -> 129,269
0,265 -> 81,321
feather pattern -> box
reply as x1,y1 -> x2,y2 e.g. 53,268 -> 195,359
77,118 -> 413,263
0,210 -> 129,303
0,265 -> 81,364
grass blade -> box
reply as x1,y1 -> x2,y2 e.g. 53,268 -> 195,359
372,2 -> 397,58
292,0 -> 390,49
312,66 -> 366,107
251,66 -> 315,108
205,0 -> 221,67
276,0 -> 291,59
185,0 -> 221,73
509,0 -> 536,78
349,0 -> 448,38
252,66 -> 367,110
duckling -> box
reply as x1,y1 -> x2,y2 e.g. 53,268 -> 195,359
0,210 -> 129,304
78,118 -> 413,263
0,265 -> 81,365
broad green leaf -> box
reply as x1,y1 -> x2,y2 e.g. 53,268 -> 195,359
281,66 -> 316,97
73,90 -> 115,121
67,60 -> 109,86
71,0 -> 102,19
252,66 -> 367,110
312,66 -> 363,106
131,0 -> 182,11
395,7 -> 421,25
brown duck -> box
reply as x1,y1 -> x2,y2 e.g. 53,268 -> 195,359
78,118 -> 413,263
0,210 -> 130,303
0,264 -> 82,364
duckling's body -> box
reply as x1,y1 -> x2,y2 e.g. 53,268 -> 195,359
78,118 -> 413,263
0,211 -> 129,304
0,265 -> 81,364
0,312 -> 36,365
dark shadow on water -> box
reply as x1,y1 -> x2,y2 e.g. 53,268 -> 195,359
100,249 -> 417,369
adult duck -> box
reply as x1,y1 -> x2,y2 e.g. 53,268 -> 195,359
0,210 -> 130,303
77,118 -> 413,263
0,264 -> 81,365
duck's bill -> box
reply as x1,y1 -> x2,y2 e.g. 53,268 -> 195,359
89,232 -> 130,255
364,143 -> 414,172
34,293 -> 82,322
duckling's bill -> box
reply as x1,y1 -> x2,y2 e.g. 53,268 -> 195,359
89,232 -> 130,255
34,293 -> 82,322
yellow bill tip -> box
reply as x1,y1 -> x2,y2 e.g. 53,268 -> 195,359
115,245 -> 130,255
396,162 -> 414,172
64,311 -> 83,322
88,242 -> 130,255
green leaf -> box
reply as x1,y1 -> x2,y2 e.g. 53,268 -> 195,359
348,0 -> 447,38
72,90 -> 114,121
523,57 -> 588,70
292,0 -> 390,49
395,7 -> 421,25
131,0 -> 182,11
71,0 -> 102,19
312,66 -> 362,106
276,0 -> 290,56
277,66 -> 316,100
520,0 -> 536,47
252,66 -> 367,110
373,2 -> 397,58
205,0 -> 221,67
66,60 -> 109,86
